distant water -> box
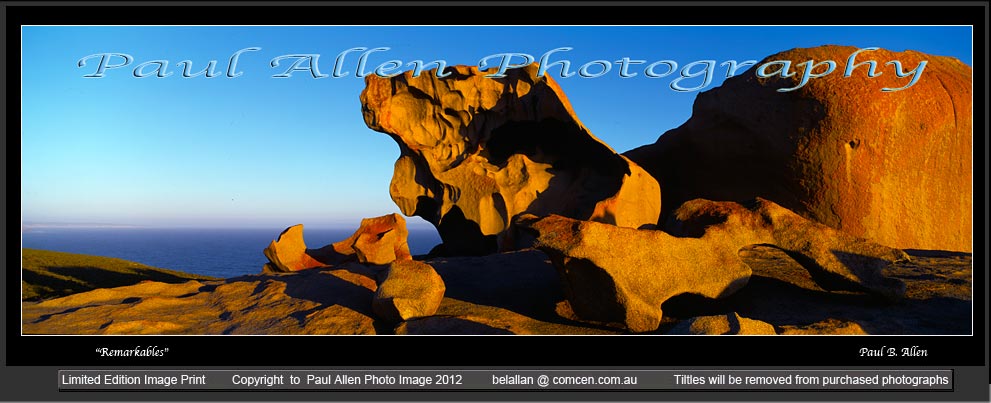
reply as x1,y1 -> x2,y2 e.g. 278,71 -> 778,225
20,227 -> 443,278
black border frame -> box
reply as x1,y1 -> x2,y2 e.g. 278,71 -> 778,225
4,1 -> 988,401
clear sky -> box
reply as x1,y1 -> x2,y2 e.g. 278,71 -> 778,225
21,26 -> 972,229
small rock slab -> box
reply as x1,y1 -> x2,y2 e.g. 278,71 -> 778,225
667,313 -> 777,335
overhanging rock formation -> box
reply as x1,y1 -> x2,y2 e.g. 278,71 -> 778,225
361,64 -> 661,255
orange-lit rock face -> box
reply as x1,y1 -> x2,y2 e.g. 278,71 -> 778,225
518,198 -> 908,332
372,260 -> 446,323
518,213 -> 753,333
350,214 -> 413,265
262,224 -> 342,273
626,45 -> 972,252
263,214 -> 412,272
361,64 -> 661,256
666,313 -> 777,335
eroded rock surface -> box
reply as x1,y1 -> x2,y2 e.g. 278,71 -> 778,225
779,319 -> 867,335
519,198 -> 907,332
361,64 -> 660,255
23,250 -> 619,336
625,45 -> 972,252
517,214 -> 752,332
348,214 -> 413,265
395,316 -> 519,335
21,247 -> 968,335
262,224 -> 346,273
23,264 -> 384,335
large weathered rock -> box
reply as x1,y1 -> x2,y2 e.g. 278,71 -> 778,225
262,224 -> 347,273
361,64 -> 660,256
372,260 -> 445,323
518,198 -> 907,332
667,313 -> 777,335
263,214 -> 412,273
347,214 -> 413,265
625,45 -> 972,252
517,214 -> 752,333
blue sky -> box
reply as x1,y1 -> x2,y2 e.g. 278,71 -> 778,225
21,26 -> 972,229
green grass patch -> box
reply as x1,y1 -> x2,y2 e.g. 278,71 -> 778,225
22,248 -> 217,301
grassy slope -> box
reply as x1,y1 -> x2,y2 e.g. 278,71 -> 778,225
21,248 -> 217,301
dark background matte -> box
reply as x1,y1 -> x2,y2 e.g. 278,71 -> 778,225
3,1 -> 987,401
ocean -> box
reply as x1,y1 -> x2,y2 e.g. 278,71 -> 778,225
20,227 -> 443,278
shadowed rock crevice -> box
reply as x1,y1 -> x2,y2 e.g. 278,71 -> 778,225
719,246 -> 970,335
435,206 -> 499,256
667,198 -> 908,300
429,250 -> 571,325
